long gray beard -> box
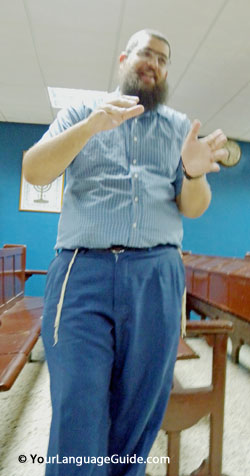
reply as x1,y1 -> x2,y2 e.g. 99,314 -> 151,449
120,71 -> 168,111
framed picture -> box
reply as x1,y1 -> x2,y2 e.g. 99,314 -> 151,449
19,155 -> 64,213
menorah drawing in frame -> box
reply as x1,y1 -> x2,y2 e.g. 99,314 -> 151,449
19,153 -> 64,213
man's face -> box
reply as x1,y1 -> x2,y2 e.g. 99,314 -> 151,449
119,34 -> 170,110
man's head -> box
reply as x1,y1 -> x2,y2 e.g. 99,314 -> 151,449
119,29 -> 171,111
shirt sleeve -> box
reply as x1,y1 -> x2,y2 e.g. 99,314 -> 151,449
174,159 -> 184,196
39,102 -> 87,142
174,116 -> 191,197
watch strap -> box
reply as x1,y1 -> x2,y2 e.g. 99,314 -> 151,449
182,159 -> 204,180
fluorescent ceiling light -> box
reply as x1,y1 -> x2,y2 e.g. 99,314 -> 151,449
48,87 -> 107,109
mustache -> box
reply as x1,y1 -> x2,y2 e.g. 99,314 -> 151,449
138,67 -> 157,80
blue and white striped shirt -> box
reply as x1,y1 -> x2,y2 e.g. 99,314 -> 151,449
41,91 -> 190,249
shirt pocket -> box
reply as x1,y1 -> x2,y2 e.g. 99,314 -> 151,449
79,130 -> 128,177
140,133 -> 173,177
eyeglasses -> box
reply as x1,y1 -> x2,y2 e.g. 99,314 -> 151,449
136,47 -> 171,68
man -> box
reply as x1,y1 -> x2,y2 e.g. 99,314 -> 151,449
23,29 -> 228,476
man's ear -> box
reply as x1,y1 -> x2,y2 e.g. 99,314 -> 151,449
119,51 -> 128,64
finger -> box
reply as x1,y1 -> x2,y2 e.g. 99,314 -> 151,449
187,119 -> 201,141
210,162 -> 220,173
214,133 -> 227,149
205,129 -> 222,144
121,95 -> 140,102
212,148 -> 229,162
206,129 -> 226,146
108,97 -> 140,108
121,104 -> 144,120
211,135 -> 227,152
204,134 -> 227,152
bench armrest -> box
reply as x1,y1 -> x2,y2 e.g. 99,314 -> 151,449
25,270 -> 47,281
186,319 -> 233,337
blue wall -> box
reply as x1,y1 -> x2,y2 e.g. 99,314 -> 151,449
0,121 -> 249,295
182,140 -> 250,257
0,122 -> 59,296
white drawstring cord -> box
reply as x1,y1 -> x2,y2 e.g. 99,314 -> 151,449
181,287 -> 187,337
53,249 -> 79,346
178,248 -> 186,337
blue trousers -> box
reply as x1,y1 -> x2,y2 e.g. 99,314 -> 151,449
42,245 -> 185,476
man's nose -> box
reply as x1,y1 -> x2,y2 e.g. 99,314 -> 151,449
147,54 -> 158,68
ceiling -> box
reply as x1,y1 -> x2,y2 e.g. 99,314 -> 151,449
1,0 -> 250,141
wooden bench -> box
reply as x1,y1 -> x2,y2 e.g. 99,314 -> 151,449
183,251 -> 250,363
0,244 -> 46,391
161,320 -> 233,476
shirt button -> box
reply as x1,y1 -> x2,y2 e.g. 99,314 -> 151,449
134,196 -> 139,202
134,136 -> 137,142
132,222 -> 137,228
134,173 -> 138,179
134,118 -> 137,124
133,159 -> 137,165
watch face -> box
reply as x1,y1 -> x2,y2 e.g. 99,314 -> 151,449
221,140 -> 241,167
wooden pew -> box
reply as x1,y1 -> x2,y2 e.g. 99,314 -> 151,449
0,244 -> 46,391
183,252 -> 250,363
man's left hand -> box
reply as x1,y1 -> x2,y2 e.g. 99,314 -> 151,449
181,120 -> 228,178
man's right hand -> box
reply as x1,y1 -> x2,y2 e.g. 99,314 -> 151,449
23,96 -> 144,186
88,95 -> 144,134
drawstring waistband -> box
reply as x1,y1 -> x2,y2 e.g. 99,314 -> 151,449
52,245 -> 186,343
53,248 -> 79,346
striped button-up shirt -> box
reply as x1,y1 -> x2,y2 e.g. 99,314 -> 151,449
41,91 -> 190,249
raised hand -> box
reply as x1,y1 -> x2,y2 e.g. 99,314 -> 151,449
181,120 -> 229,178
89,95 -> 144,134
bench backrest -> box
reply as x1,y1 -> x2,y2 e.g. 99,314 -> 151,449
0,245 -> 26,314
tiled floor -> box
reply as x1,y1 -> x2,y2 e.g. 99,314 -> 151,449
0,337 -> 249,476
